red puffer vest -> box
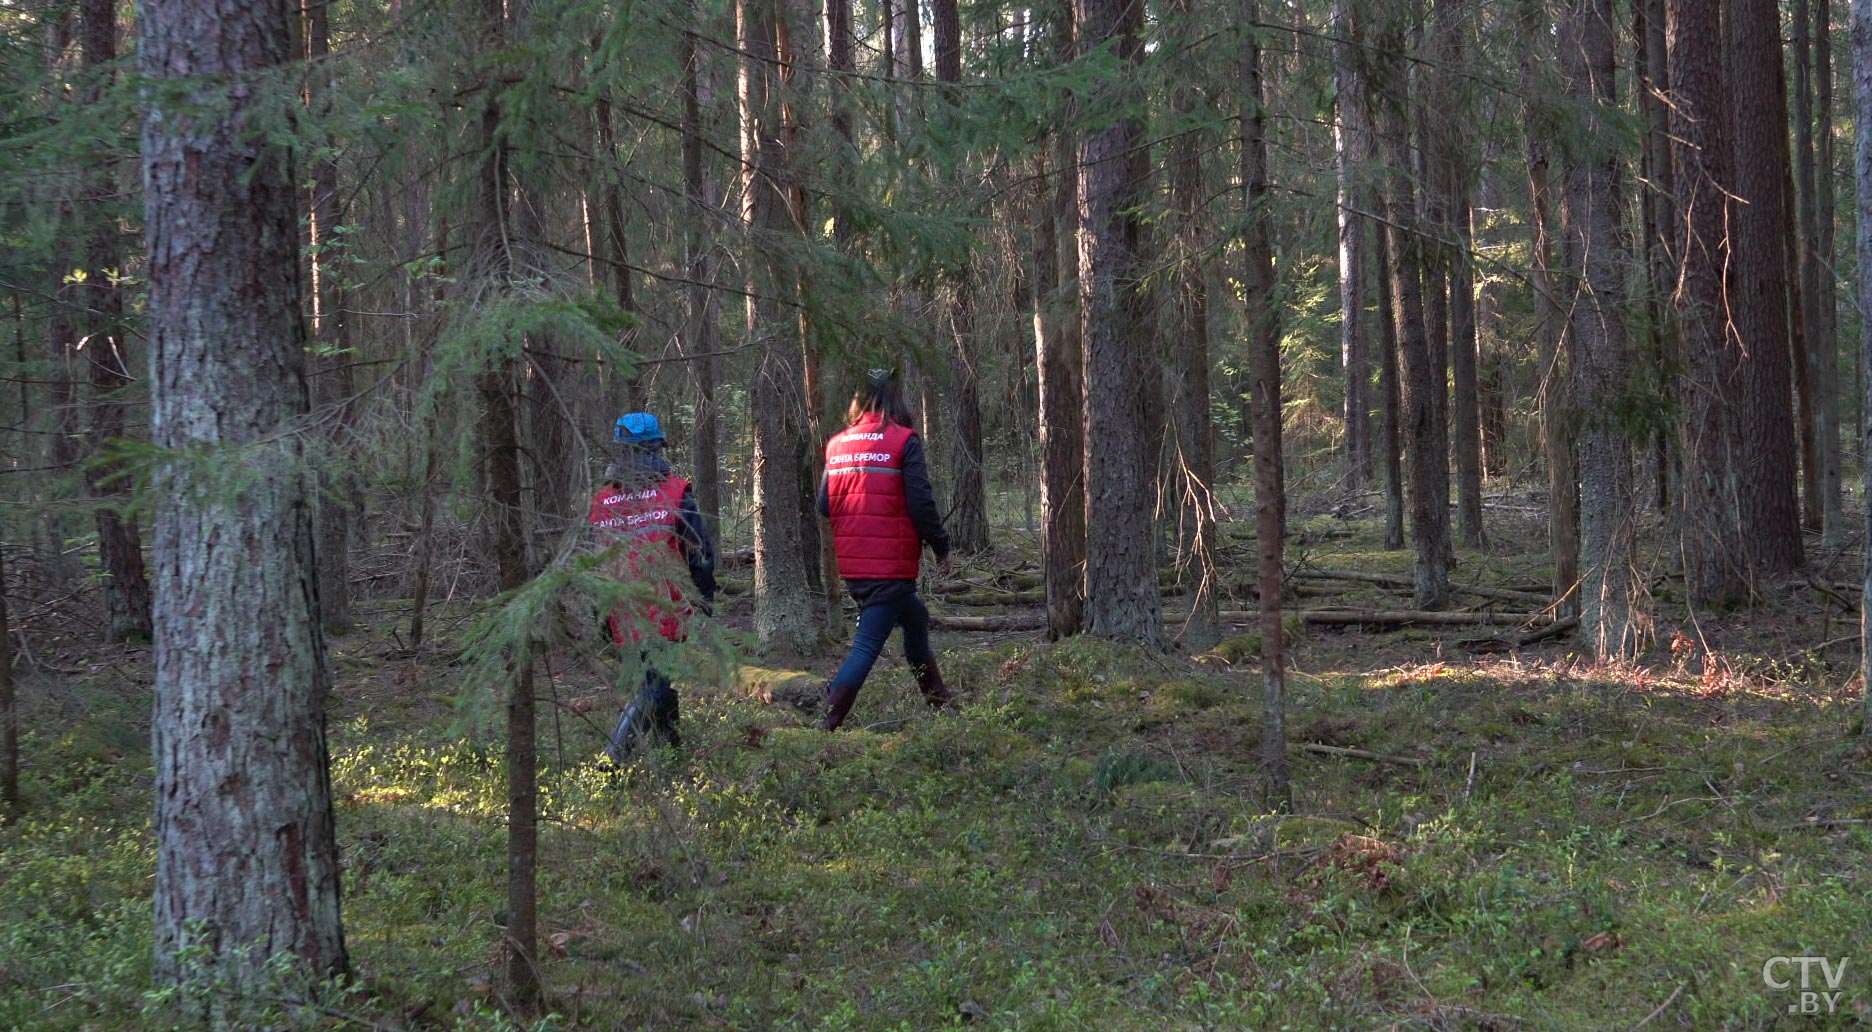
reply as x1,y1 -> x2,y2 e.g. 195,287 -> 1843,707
588,474 -> 691,644
825,414 -> 921,580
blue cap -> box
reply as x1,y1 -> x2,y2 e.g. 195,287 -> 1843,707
614,412 -> 665,444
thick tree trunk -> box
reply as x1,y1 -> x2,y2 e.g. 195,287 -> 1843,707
142,0 -> 348,997
1559,0 -> 1643,660
1333,0 -> 1371,485
81,0 -> 151,643
1726,0 -> 1805,576
1374,27 -> 1451,609
1637,0 -> 1677,515
1167,0 -> 1219,650
1077,0 -> 1162,646
742,0 -> 818,654
1670,0 -> 1749,603
1035,0 -> 1086,640
1242,1 -> 1289,810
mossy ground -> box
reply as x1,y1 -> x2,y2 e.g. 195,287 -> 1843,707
3,511 -> 1870,1030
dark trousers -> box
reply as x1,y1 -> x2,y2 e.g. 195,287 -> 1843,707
605,662 -> 678,763
824,592 -> 934,721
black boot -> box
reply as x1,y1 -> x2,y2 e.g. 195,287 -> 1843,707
912,658 -> 952,709
819,682 -> 858,731
605,699 -> 652,765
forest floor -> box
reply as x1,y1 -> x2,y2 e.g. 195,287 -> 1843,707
3,501 -> 1871,1030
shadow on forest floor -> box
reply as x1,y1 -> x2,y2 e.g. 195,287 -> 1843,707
3,506 -> 1869,1030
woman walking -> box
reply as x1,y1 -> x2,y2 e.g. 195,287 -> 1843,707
816,369 -> 953,731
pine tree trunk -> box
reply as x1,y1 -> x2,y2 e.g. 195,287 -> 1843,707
1637,0 -> 1677,515
1077,0 -> 1162,646
1035,0 -> 1085,640
305,0 -> 357,633
1856,0 -> 1872,731
1375,219 -> 1406,551
742,0 -> 818,654
1560,0 -> 1642,660
1375,24 -> 1452,609
682,19 -> 723,543
1167,0 -> 1219,651
1243,0 -> 1288,809
1433,0 -> 1486,548
932,0 -> 990,555
1818,0 -> 1844,546
142,0 -> 348,997
1521,9 -> 1579,614
1726,0 -> 1805,576
0,542 -> 14,820
1797,0 -> 1827,537
1333,0 -> 1371,486
80,0 -> 151,643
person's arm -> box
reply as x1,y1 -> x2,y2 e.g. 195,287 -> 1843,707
817,471 -> 831,519
900,435 -> 950,560
677,486 -> 717,600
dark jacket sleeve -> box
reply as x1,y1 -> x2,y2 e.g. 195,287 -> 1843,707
817,473 -> 831,519
900,435 -> 950,559
677,486 -> 717,599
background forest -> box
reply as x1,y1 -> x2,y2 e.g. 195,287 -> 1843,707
3,0 -> 1872,1024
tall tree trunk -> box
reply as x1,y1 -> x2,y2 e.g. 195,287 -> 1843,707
1726,0 -> 1805,576
1375,19 -> 1452,609
1670,0 -> 1748,603
682,18 -> 724,543
466,0 -> 537,1007
142,0 -> 348,997
1333,0 -> 1372,485
1560,0 -> 1643,659
742,0 -> 818,653
1856,0 -> 1872,731
1434,0 -> 1486,548
1637,0 -> 1677,515
1375,218 -> 1406,551
1167,0 -> 1218,650
1077,0 -> 1162,646
1035,0 -> 1085,640
932,0 -> 991,555
81,0 -> 151,642
1797,0 -> 1827,536
1243,0 -> 1288,809
1523,3 -> 1579,614
305,0 -> 357,633
0,542 -> 14,820
1818,0 -> 1844,546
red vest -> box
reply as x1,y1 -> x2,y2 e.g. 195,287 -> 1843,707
825,415 -> 921,580
588,474 -> 691,643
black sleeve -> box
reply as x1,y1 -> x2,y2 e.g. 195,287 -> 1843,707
817,472 -> 831,519
677,486 -> 717,599
900,435 -> 950,559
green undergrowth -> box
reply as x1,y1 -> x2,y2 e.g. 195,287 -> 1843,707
3,626 -> 1870,1030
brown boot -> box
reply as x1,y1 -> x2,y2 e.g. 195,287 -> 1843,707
912,660 -> 951,709
819,683 -> 858,731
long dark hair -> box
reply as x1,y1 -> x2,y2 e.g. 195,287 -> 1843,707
849,368 -> 916,429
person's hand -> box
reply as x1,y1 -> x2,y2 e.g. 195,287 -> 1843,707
937,555 -> 954,578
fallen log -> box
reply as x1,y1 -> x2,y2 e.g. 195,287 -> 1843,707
1294,567 -> 1552,607
931,607 -> 1556,632
1458,615 -> 1579,653
1296,742 -> 1427,766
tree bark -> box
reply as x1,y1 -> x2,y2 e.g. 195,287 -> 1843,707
1559,0 -> 1643,659
0,542 -> 14,820
1818,0 -> 1845,546
1167,0 -> 1219,650
1374,19 -> 1452,609
1034,0 -> 1085,640
1670,0 -> 1749,603
1375,212 -> 1406,551
142,0 -> 348,997
932,0 -> 990,555
1242,0 -> 1288,809
1857,0 -> 1872,731
1797,0 -> 1827,536
1077,0 -> 1162,646
1433,0 -> 1486,549
682,17 -> 724,543
1726,0 -> 1805,576
1637,0 -> 1677,515
305,0 -> 357,633
1333,0 -> 1372,485
742,0 -> 818,653
81,0 -> 151,642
